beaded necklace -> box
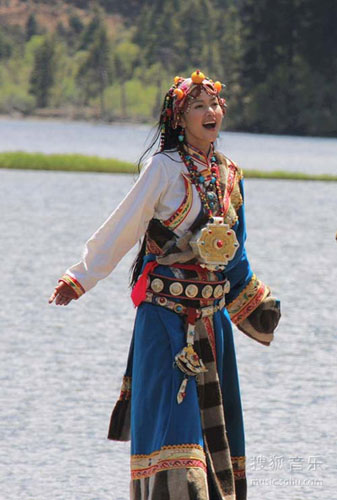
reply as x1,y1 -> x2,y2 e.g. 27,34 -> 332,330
179,148 -> 224,220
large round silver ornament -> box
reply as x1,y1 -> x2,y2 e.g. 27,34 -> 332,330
201,285 -> 213,299
170,282 -> 184,296
213,285 -> 224,298
185,284 -> 199,298
151,278 -> 164,293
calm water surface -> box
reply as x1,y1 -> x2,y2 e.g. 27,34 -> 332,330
0,117 -> 337,174
1,167 -> 336,500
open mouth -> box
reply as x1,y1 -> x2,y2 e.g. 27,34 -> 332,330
203,122 -> 216,130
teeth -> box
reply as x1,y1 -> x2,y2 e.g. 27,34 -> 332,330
203,122 -> 216,129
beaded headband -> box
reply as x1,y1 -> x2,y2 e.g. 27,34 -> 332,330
164,70 -> 226,127
160,70 -> 226,150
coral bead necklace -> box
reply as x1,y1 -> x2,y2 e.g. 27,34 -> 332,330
179,149 -> 224,219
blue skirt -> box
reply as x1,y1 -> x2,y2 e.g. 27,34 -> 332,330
108,263 -> 246,499
131,302 -> 245,459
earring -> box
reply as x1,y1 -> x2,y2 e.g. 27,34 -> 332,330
178,127 -> 185,143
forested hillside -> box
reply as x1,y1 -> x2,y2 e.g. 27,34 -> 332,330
0,0 -> 336,136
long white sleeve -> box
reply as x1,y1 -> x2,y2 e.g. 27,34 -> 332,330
65,156 -> 169,292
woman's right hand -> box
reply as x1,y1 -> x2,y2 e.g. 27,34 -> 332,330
48,281 -> 78,306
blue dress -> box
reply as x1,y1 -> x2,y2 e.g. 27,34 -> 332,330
108,153 -> 270,500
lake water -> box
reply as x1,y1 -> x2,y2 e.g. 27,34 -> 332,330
0,120 -> 337,500
0,117 -> 337,174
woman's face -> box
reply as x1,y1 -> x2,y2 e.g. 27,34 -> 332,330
180,90 -> 223,154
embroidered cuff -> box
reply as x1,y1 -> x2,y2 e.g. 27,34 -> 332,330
226,273 -> 269,325
59,274 -> 85,298
236,296 -> 281,346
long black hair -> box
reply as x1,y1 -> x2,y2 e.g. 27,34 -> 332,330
137,90 -> 185,170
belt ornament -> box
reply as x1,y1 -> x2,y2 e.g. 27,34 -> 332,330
149,273 -> 230,300
145,272 -> 229,405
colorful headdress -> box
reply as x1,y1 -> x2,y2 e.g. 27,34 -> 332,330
160,70 -> 227,150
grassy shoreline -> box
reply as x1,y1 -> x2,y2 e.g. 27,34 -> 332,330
0,151 -> 336,181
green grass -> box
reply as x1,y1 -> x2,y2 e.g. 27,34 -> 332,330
0,151 -> 136,174
1,151 -> 336,181
243,169 -> 337,181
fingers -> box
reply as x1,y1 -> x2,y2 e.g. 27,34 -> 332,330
56,293 -> 66,306
48,290 -> 57,304
49,281 -> 78,305
48,284 -> 62,304
53,292 -> 73,306
49,288 -> 74,306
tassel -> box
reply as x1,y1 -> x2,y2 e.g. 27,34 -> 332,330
131,261 -> 158,307
175,306 -> 207,403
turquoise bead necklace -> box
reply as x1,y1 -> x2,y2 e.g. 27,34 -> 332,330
178,149 -> 224,219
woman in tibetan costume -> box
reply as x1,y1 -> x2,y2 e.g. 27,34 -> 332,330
49,70 -> 281,500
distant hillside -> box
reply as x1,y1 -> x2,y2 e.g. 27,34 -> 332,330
0,0 -> 121,34
0,0 -> 336,136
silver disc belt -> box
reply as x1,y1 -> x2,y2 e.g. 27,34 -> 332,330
148,272 -> 230,301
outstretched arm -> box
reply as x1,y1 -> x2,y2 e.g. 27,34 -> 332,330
49,156 -> 168,305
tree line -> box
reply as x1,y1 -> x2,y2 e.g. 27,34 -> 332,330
0,0 -> 336,136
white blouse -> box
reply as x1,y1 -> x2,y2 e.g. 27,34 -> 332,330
66,150 -> 207,293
